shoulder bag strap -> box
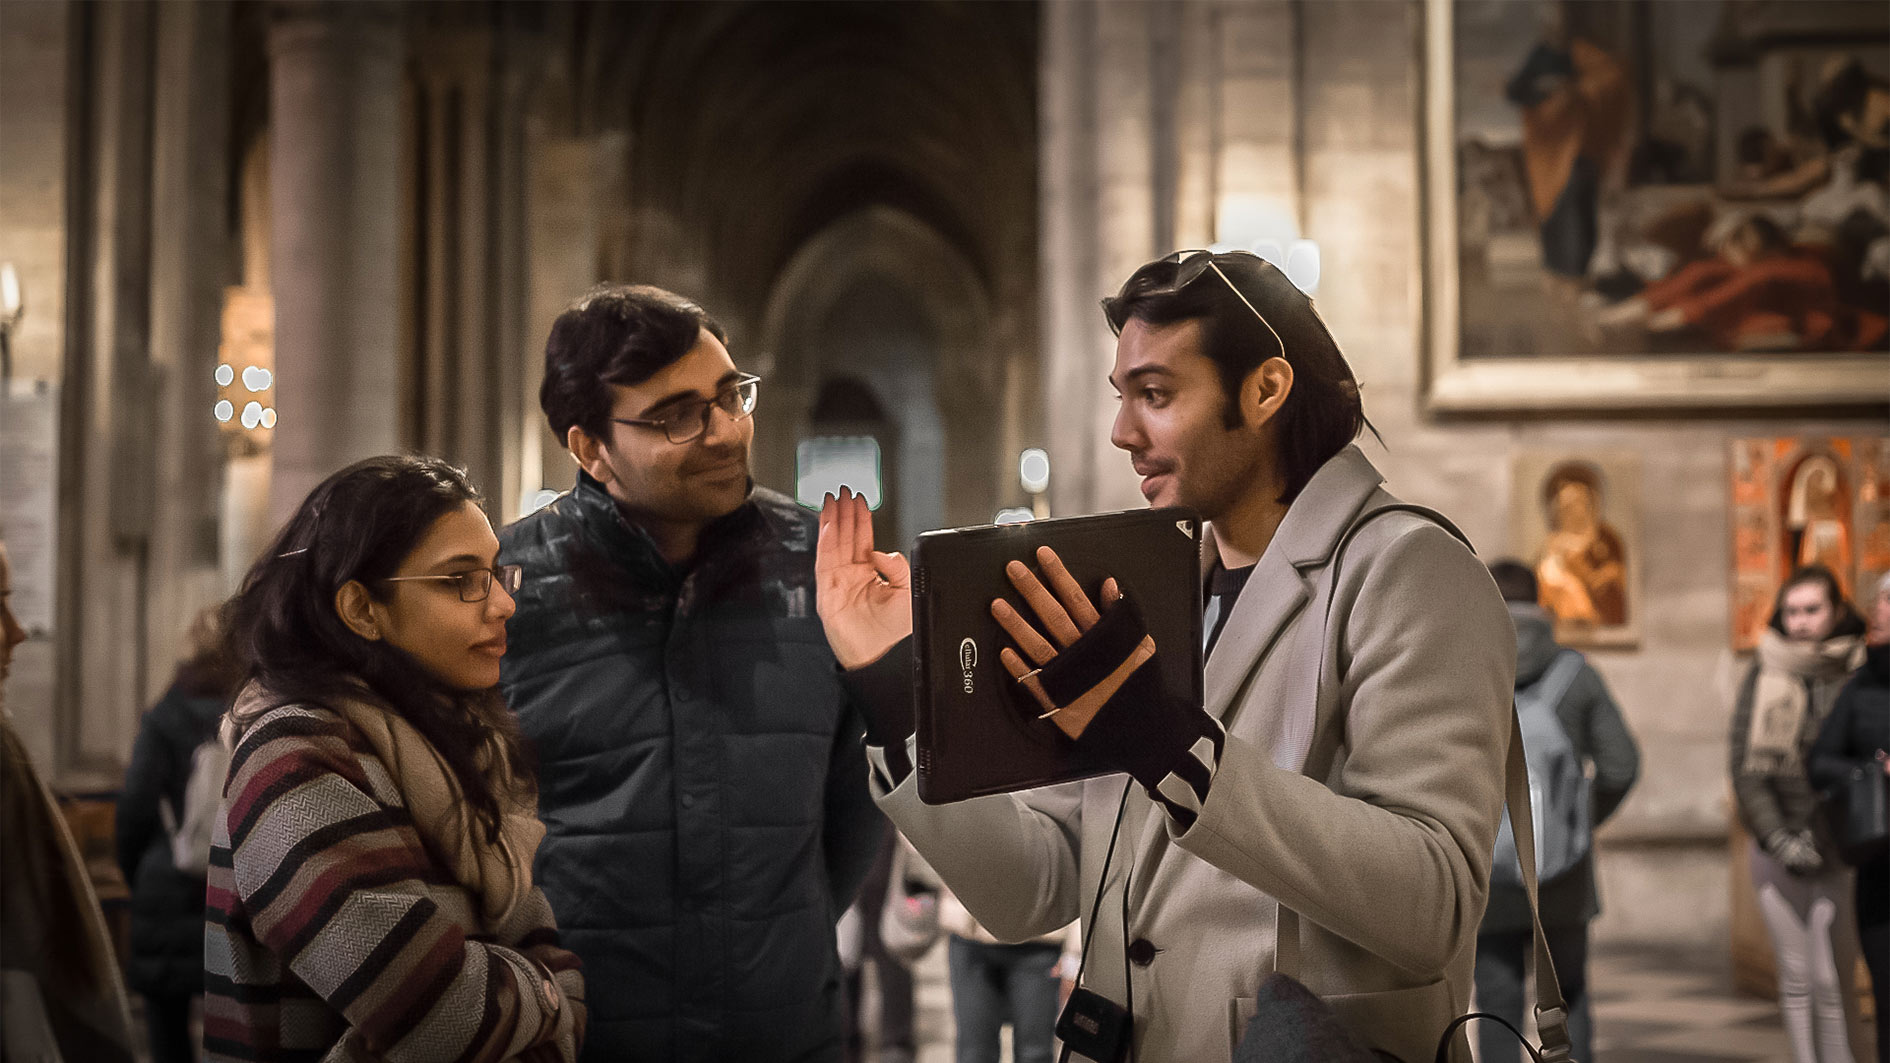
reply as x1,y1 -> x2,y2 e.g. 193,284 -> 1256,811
1271,501 -> 1572,1062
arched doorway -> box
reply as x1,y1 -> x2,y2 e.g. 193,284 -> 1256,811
757,206 -> 1015,551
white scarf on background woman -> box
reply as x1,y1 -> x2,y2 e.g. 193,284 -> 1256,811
1744,628 -> 1866,775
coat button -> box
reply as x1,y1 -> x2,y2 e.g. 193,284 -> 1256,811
1127,938 -> 1157,967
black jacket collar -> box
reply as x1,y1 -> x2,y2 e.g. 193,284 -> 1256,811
569,469 -> 777,575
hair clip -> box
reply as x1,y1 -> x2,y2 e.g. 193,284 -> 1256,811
276,547 -> 309,558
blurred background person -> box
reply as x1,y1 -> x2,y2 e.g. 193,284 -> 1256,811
939,887 -> 1075,1063
845,825 -> 919,1063
1477,560 -> 1640,1063
0,538 -> 138,1063
1810,572 -> 1890,1063
1730,565 -> 1870,1063
114,606 -> 244,1063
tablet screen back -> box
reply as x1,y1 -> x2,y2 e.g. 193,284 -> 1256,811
910,507 -> 1204,804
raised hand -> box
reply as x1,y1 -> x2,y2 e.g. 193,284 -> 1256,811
815,487 -> 912,670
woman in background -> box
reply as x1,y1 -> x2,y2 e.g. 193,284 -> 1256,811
1730,565 -> 1869,1063
205,455 -> 584,1063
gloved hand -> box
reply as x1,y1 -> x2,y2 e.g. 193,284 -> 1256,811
993,547 -> 1213,788
1763,828 -> 1823,876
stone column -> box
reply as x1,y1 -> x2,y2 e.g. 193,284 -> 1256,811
1039,0 -> 1163,517
524,131 -> 624,499
143,0 -> 232,703
0,0 -> 74,773
267,0 -> 403,525
490,49 -> 534,519
1211,3 -> 1302,246
61,0 -> 157,786
1039,0 -> 1307,517
410,27 -> 545,518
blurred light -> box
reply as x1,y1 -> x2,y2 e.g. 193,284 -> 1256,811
1285,240 -> 1321,294
522,489 -> 561,517
1215,197 -> 1298,253
1,263 -> 19,318
260,407 -> 277,429
241,401 -> 263,429
214,399 -> 234,422
795,436 -> 883,510
1019,448 -> 1050,494
243,365 -> 272,392
215,363 -> 234,387
994,508 -> 1035,525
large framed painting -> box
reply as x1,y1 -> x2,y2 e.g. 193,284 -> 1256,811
1509,450 -> 1642,648
1729,436 -> 1890,650
1422,0 -> 1890,413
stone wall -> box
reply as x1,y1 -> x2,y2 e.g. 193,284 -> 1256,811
0,1 -> 70,773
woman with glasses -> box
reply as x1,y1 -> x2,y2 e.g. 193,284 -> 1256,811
204,455 -> 584,1063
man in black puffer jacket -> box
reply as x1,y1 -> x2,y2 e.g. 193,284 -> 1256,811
500,285 -> 882,1062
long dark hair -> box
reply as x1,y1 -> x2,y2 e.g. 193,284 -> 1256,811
1767,564 -> 1867,640
1101,251 -> 1375,505
223,455 -> 533,844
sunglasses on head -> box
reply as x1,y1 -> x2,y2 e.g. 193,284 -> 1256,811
1103,250 -> 1286,356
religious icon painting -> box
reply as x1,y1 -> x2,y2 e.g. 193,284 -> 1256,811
1510,451 -> 1642,649
1729,437 -> 1890,651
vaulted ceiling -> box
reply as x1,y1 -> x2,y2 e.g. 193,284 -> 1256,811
555,0 -> 1039,322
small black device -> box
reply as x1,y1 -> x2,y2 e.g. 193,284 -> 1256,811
909,506 -> 1205,805
1055,987 -> 1133,1063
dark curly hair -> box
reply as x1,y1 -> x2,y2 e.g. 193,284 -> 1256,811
540,284 -> 728,446
222,455 -> 533,845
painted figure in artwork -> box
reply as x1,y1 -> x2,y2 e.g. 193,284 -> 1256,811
1536,462 -> 1629,628
1787,455 -> 1853,595
1504,2 -> 1632,314
1596,215 -> 1888,352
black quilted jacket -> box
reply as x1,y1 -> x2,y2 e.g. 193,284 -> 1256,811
498,472 -> 881,1063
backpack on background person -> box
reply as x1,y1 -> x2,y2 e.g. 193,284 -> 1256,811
162,736 -> 230,877
1493,649 -> 1591,889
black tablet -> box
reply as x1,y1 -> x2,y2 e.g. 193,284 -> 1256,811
910,506 -> 1205,805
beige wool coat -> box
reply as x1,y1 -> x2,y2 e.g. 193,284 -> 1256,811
870,446 -> 1515,1061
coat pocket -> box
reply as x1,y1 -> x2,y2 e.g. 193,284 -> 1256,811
1324,977 -> 1457,1063
1223,979 -> 1457,1063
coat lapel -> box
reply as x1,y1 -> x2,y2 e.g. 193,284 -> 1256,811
1199,446 -> 1386,729
1200,546 -> 1308,726
1127,447 -> 1389,889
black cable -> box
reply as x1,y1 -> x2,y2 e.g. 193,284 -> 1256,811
1058,779 -> 1135,1063
1071,780 -> 1133,978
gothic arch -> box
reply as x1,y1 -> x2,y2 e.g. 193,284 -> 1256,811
755,206 -> 1014,545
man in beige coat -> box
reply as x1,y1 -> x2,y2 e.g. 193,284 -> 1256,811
815,251 -> 1514,1061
